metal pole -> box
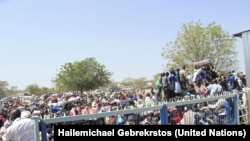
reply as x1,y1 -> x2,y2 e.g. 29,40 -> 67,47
40,120 -> 48,141
32,116 -> 40,141
233,91 -> 239,125
160,104 -> 168,125
242,31 -> 250,87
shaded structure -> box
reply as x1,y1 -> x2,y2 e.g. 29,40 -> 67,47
233,30 -> 250,87
233,30 -> 250,124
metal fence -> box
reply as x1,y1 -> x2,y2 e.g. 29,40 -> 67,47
238,89 -> 249,124
32,91 -> 241,141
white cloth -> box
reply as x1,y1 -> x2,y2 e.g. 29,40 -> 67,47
207,84 -> 222,96
179,110 -> 196,125
2,118 -> 35,141
216,84 -> 223,93
21,110 -> 31,118
32,110 -> 41,118
237,77 -> 243,88
3,120 -> 12,129
67,97 -> 79,102
208,99 -> 225,109
174,81 -> 182,93
144,96 -> 152,106
192,69 -> 202,82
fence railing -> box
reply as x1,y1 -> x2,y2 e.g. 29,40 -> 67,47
32,91 -> 241,141
238,88 -> 249,124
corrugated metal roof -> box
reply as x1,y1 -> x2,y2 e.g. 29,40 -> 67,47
233,30 -> 250,38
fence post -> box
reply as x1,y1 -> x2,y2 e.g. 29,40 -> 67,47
40,120 -> 48,141
247,88 -> 250,124
32,116 -> 40,141
233,92 -> 239,125
160,104 -> 168,125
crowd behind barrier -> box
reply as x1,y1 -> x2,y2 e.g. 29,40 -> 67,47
33,90 -> 242,141
0,65 -> 248,141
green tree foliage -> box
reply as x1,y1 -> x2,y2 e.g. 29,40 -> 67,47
53,57 -> 113,93
26,84 -> 41,95
40,87 -> 55,94
25,84 -> 54,95
161,21 -> 238,72
133,77 -> 148,89
8,86 -> 19,96
120,77 -> 151,89
0,81 -> 22,97
120,77 -> 135,86
53,80 -> 68,94
0,81 -> 9,97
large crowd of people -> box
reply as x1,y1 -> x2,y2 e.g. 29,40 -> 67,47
0,64 -> 247,141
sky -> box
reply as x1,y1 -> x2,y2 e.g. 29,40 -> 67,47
0,0 -> 249,90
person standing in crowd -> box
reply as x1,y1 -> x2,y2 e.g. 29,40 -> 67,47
207,79 -> 222,96
232,70 -> 237,78
192,65 -> 207,92
227,71 -> 235,91
161,72 -> 169,101
155,73 -> 164,101
168,68 -> 176,101
179,66 -> 186,89
238,72 -> 246,87
186,72 -> 193,86
199,80 -> 207,96
2,109 -> 35,141
174,68 -> 182,95
218,73 -> 227,91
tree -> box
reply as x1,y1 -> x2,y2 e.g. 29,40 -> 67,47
0,81 -> 21,97
53,79 -> 68,94
133,77 -> 148,89
106,80 -> 120,92
40,87 -> 55,94
0,81 -> 9,97
120,77 -> 135,87
26,84 -> 41,95
8,86 -> 19,96
161,21 -> 238,72
53,57 -> 113,93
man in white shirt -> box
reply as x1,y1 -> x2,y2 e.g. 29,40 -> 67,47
207,79 -> 222,96
2,109 -> 35,141
192,66 -> 206,85
216,80 -> 223,93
